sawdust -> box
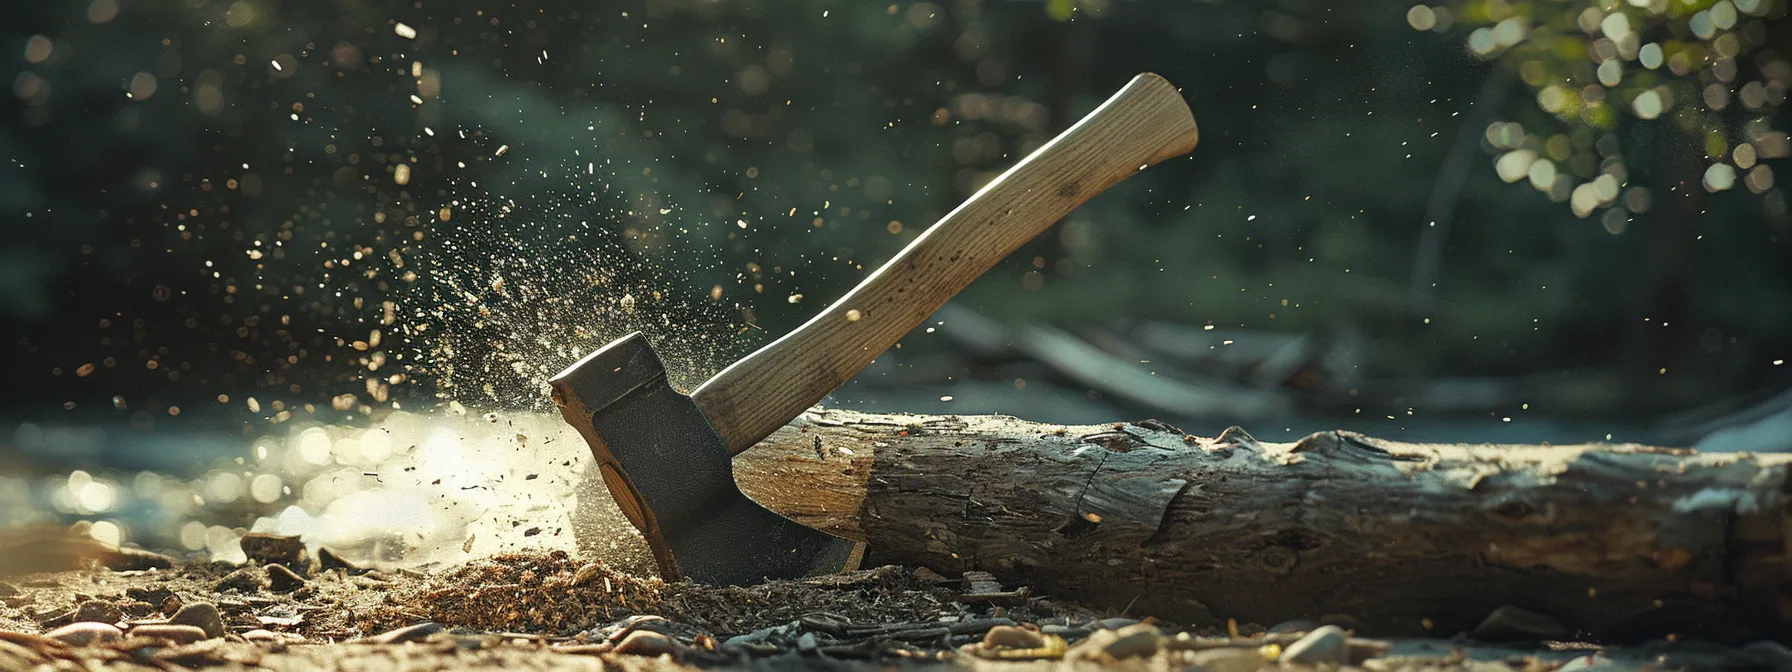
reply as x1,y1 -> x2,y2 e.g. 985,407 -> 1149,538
403,550 -> 1082,636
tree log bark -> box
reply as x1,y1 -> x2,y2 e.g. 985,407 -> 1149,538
734,409 -> 1791,643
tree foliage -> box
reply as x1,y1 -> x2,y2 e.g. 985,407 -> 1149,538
1419,0 -> 1790,230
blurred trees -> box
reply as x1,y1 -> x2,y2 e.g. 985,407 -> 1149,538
1,0 -> 1787,425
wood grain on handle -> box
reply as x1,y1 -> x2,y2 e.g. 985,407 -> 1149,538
693,73 -> 1199,456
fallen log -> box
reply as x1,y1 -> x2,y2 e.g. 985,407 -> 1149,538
729,409 -> 1791,643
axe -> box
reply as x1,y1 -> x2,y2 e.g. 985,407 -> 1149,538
551,73 -> 1198,586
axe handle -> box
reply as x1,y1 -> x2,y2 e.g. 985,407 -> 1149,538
694,73 -> 1199,456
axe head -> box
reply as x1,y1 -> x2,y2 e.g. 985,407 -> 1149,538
549,332 -> 859,586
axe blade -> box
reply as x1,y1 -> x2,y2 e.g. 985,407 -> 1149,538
550,332 -> 859,585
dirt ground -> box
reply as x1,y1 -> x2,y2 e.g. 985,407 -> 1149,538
3,538 -> 1790,672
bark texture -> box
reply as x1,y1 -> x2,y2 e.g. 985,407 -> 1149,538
736,409 -> 1792,643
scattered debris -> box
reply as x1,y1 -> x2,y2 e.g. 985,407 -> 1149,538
0,548 -> 1777,670
956,570 -> 1029,606
215,567 -> 266,593
1472,604 -> 1571,641
363,621 -> 444,644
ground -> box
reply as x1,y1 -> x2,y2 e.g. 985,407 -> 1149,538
2,543 -> 1787,671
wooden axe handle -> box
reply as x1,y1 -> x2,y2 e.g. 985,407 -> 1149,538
693,73 -> 1199,456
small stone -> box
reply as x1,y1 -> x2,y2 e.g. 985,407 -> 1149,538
100,547 -> 175,571
721,625 -> 783,654
215,567 -> 266,593
367,621 -> 443,644
316,547 -> 359,573
1094,617 -> 1140,630
1100,623 -> 1162,659
73,601 -> 122,624
1280,625 -> 1347,665
613,630 -> 682,660
129,624 -> 208,644
1557,654 -> 1621,670
160,594 -> 182,616
238,533 -> 308,570
1267,619 -> 1318,634
1040,624 -> 1088,639
169,603 -> 225,639
45,621 -> 123,646
1187,648 -> 1267,672
796,632 -> 819,654
1471,605 -> 1570,641
982,625 -> 1045,650
264,564 -> 306,593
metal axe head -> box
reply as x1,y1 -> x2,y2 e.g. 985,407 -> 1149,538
549,332 -> 860,586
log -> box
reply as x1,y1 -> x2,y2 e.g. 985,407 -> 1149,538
732,409 -> 1792,643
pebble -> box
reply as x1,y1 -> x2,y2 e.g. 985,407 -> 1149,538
264,564 -> 307,593
1187,648 -> 1267,672
169,603 -> 225,639
44,622 -> 123,646
129,624 -> 209,644
1471,605 -> 1569,641
1267,619 -> 1319,634
215,567 -> 266,593
721,625 -> 783,654
1094,617 -> 1140,630
367,622 -> 444,644
1040,623 -> 1089,639
982,624 -> 1045,649
1280,625 -> 1347,665
1069,623 -> 1162,661
101,547 -> 176,571
1557,654 -> 1621,670
238,533 -> 308,570
613,630 -> 682,660
796,632 -> 819,654
1100,623 -> 1162,659
73,601 -> 122,624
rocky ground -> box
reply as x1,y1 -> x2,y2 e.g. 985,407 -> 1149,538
1,533 -> 1788,671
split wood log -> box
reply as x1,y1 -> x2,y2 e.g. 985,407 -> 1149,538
733,409 -> 1792,643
